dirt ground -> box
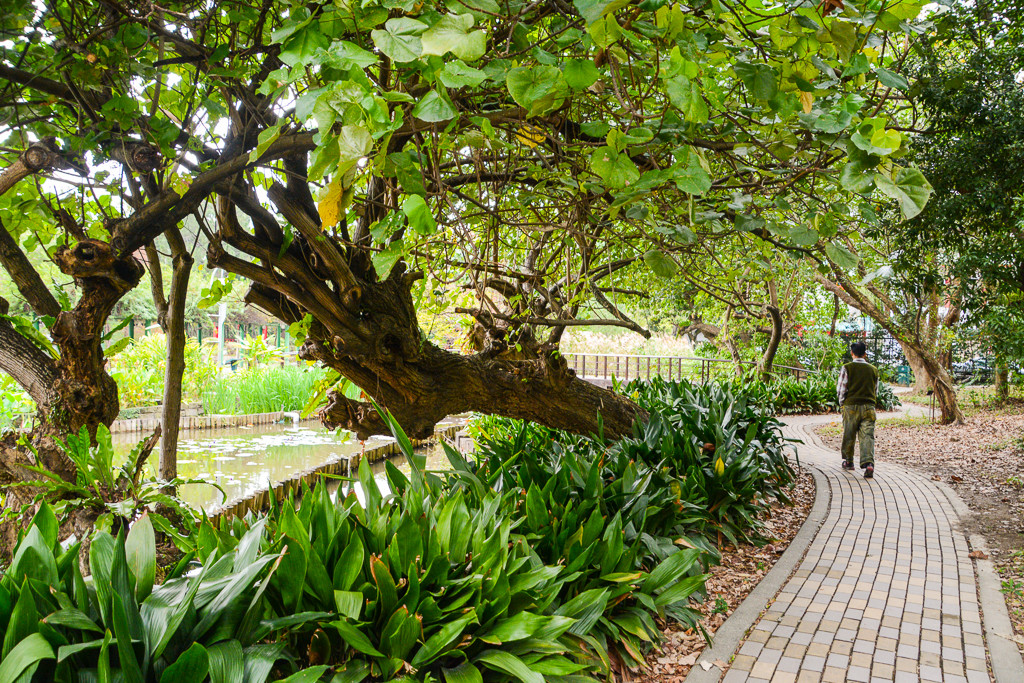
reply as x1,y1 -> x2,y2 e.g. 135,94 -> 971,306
638,467 -> 816,681
818,407 -> 1024,654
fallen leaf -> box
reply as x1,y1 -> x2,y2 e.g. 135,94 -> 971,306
951,474 -> 963,482
700,661 -> 714,671
969,550 -> 989,560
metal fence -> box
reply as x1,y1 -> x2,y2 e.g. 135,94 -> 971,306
838,330 -> 996,384
563,353 -> 817,384
98,318 -> 293,349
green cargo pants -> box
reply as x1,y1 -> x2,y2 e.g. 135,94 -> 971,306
841,404 -> 876,468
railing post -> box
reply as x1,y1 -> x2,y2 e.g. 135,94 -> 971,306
603,355 -> 608,379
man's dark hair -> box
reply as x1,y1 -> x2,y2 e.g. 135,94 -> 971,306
850,341 -> 867,357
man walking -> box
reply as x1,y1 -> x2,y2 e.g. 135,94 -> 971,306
837,341 -> 878,479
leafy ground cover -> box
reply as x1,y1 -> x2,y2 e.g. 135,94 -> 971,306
2,378 -> 804,682
718,373 -> 902,416
637,468 -> 816,681
817,401 -> 1024,655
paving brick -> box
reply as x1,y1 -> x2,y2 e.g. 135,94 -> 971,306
705,416 -> 1004,683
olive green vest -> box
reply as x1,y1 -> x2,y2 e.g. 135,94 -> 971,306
844,361 -> 878,406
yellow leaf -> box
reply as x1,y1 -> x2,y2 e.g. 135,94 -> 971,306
515,125 -> 546,148
318,175 -> 343,229
799,90 -> 814,114
714,457 -> 725,476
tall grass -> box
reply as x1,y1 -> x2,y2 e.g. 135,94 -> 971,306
202,364 -> 328,414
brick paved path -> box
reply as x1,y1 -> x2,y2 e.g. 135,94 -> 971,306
721,415 -> 991,683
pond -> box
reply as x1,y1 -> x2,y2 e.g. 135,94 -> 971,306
114,421 -> 455,511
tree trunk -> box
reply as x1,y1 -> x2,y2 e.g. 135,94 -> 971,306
995,360 -> 1009,402
760,305 -> 783,382
914,345 -> 965,424
0,240 -> 143,558
210,180 -> 649,441
897,341 -> 932,394
158,248 -> 193,481
243,272 -> 647,441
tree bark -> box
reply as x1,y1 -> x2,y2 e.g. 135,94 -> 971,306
897,340 -> 932,394
158,235 -> 193,481
240,270 -> 647,441
0,298 -> 60,411
995,361 -> 1009,402
760,304 -> 783,382
0,240 -> 143,559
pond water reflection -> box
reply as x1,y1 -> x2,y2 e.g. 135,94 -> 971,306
113,423 -> 396,510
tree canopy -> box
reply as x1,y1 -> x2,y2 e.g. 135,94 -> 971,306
0,0 -> 931,448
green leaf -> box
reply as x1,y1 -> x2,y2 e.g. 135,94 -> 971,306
665,76 -> 708,123
28,503 -> 58,551
874,166 -> 933,220
412,90 -> 457,123
207,641 -> 244,683
788,225 -> 819,247
474,650 -> 543,683
829,21 -> 858,61
443,662 -> 483,683
672,155 -> 711,195
402,195 -> 437,235
279,23 -> 330,67
506,66 -> 567,117
591,146 -> 639,189
851,119 -> 901,156
248,123 -> 283,163
641,548 -> 699,592
409,609 -> 478,668
839,160 -> 875,194
422,14 -> 486,62
370,18 -> 426,63
824,243 -> 860,270
2,584 -> 38,660
479,612 -> 573,643
329,620 -> 384,657
44,609 -> 103,633
0,633 -> 54,683
337,125 -> 373,174
371,241 -> 406,279
644,249 -> 677,278
160,643 -> 209,683
275,666 -> 330,683
563,59 -> 600,90
330,662 -> 371,683
125,512 -> 156,601
875,67 -> 910,91
734,62 -> 779,101
573,0 -> 618,24
333,591 -> 362,620
439,61 -> 488,89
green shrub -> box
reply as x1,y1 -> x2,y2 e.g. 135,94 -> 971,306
0,374 -> 33,432
9,425 -> 213,548
108,336 -> 220,409
445,426 -> 714,668
714,373 -> 901,415
202,365 -> 328,414
0,506 -> 289,683
187,410 -> 712,681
